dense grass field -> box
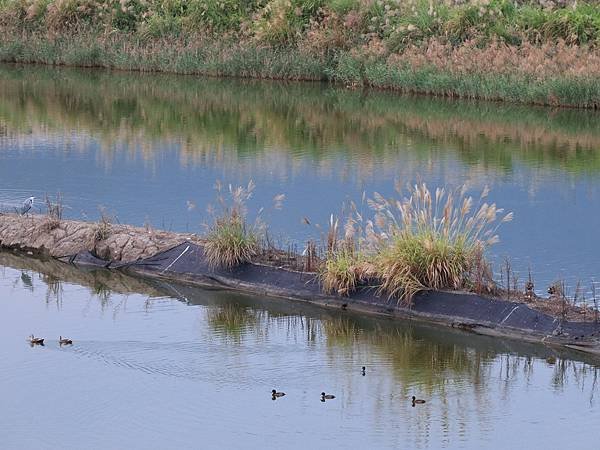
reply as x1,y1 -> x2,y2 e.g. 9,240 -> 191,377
2,0 -> 600,107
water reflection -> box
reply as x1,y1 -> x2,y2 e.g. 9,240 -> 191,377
2,65 -> 600,176
0,250 -> 166,309
207,302 -> 266,342
1,252 -> 599,448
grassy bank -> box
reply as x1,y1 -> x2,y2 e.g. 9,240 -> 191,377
2,0 -> 600,107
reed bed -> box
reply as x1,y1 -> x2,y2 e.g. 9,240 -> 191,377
320,183 -> 512,303
2,1 -> 600,106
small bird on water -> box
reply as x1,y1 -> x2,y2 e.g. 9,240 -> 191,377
321,392 -> 335,402
271,389 -> 286,399
412,396 -> 426,406
361,366 -> 366,376
27,334 -> 44,345
59,336 -> 73,346
20,197 -> 34,215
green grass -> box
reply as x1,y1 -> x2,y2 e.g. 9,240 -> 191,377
3,0 -> 600,47
203,181 -> 261,270
320,183 -> 511,303
2,1 -> 600,107
2,32 -> 599,108
375,231 -> 476,303
204,214 -> 258,270
319,249 -> 373,296
360,63 -> 600,108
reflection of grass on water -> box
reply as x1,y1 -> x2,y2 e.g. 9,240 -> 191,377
42,273 -> 63,307
322,315 -> 489,390
368,327 -> 489,393
91,282 -> 112,307
206,303 -> 264,341
1,66 -> 600,176
320,316 -> 361,344
319,313 -> 600,405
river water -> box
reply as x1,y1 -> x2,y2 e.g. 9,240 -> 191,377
1,254 -> 599,449
1,64 -> 600,448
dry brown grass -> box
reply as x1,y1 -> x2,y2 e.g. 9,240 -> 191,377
389,38 -> 600,81
319,183 -> 512,303
41,193 -> 64,232
300,9 -> 359,57
93,208 -> 113,242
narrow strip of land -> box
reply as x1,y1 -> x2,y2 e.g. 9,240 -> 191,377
2,212 -> 599,357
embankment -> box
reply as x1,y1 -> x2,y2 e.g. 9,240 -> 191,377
1,212 -> 600,356
2,1 -> 600,107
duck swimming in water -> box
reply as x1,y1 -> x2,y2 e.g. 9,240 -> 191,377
28,334 -> 44,345
272,389 -> 286,398
321,392 -> 335,401
361,366 -> 366,376
59,336 -> 73,345
412,396 -> 426,406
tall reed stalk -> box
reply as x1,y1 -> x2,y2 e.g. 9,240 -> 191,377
321,183 -> 512,303
203,181 -> 260,269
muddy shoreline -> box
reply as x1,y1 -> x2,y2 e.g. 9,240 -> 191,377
1,213 -> 599,357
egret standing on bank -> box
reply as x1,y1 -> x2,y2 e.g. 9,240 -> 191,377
20,197 -> 34,215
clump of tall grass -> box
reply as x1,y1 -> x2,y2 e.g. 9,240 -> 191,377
203,180 -> 260,270
319,183 -> 512,304
320,247 -> 376,296
370,184 -> 512,303
92,206 -> 114,242
319,213 -> 378,295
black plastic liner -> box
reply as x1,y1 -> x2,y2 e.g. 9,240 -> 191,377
60,242 -> 600,353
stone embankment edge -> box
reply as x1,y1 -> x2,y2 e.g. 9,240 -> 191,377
1,213 -> 599,358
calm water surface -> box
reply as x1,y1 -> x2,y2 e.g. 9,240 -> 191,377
0,65 -> 600,293
1,254 -> 599,449
1,65 -> 600,448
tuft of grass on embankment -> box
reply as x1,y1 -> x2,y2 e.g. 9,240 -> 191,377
320,183 -> 512,304
203,181 -> 260,270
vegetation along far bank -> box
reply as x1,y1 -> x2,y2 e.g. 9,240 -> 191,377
2,0 -> 600,108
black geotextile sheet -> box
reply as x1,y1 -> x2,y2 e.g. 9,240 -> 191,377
63,242 -> 600,339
